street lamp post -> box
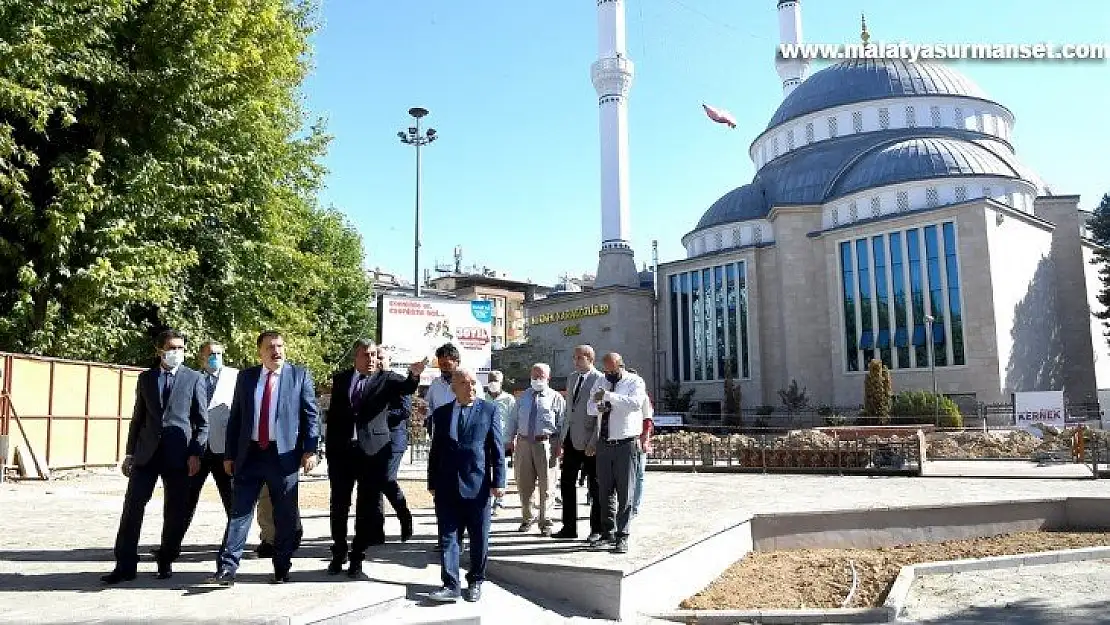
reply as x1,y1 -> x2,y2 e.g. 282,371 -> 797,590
924,314 -> 938,425
398,107 -> 438,297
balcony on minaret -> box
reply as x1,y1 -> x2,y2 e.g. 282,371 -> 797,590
591,55 -> 634,100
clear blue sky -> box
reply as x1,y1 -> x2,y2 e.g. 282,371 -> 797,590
302,0 -> 1109,286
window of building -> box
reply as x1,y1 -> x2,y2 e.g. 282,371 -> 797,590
849,200 -> 858,222
856,239 -> 874,363
701,267 -> 714,380
889,232 -> 910,368
924,225 -> 947,367
955,185 -> 967,202
897,191 -> 909,212
669,275 -> 681,381
691,270 -> 703,380
853,110 -> 863,133
879,107 -> 890,129
840,242 -> 859,372
828,116 -> 838,138
931,106 -> 942,127
667,262 -> 750,382
831,207 -> 839,226
926,187 -> 939,207
805,122 -> 814,144
872,236 -> 892,368
714,266 -> 727,377
954,107 -> 963,128
787,129 -> 795,150
753,226 -> 763,244
714,231 -> 723,249
906,228 -> 928,368
906,105 -> 916,128
871,196 -> 882,217
732,227 -> 741,246
773,136 -> 780,157
942,222 -> 966,365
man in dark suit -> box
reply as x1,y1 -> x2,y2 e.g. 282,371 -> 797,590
325,339 -> 423,577
102,329 -> 209,584
553,344 -> 607,540
377,346 -> 415,542
426,368 -> 505,603
207,330 -> 319,585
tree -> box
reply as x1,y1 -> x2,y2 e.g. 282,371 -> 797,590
863,358 -> 893,423
0,0 -> 371,381
1087,193 -> 1110,344
661,379 -> 695,412
722,361 -> 742,426
778,378 -> 810,413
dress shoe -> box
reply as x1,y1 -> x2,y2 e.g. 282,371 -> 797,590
205,570 -> 236,586
400,513 -> 414,542
539,524 -> 553,537
272,568 -> 291,584
100,570 -> 136,585
346,558 -> 363,579
155,562 -> 173,580
516,520 -> 534,533
588,533 -> 614,549
463,583 -> 483,603
327,556 -> 346,575
551,529 -> 578,539
426,586 -> 461,603
612,537 -> 629,554
256,542 -> 275,558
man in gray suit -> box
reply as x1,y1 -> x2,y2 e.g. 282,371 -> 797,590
102,329 -> 209,583
553,345 -> 606,540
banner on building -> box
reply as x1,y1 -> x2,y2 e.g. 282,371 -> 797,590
378,295 -> 494,386
1013,390 -> 1066,433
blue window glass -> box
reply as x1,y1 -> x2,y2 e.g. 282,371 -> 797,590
906,228 -> 928,368
889,232 -> 910,368
691,270 -> 702,381
942,222 -> 965,365
726,263 -> 740,378
702,268 -> 714,380
872,236 -> 892,368
924,225 -> 947,366
669,274 -> 680,381
840,241 -> 859,371
681,272 -> 692,381
738,262 -> 750,378
714,266 -> 726,378
856,239 -> 873,364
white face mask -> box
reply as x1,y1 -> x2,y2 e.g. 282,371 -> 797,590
530,379 -> 547,392
487,382 -> 502,394
162,348 -> 185,369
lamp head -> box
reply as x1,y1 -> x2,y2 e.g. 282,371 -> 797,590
426,128 -> 436,138
408,107 -> 429,119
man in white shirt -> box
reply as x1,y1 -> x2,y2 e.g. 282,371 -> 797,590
424,343 -> 461,438
485,370 -> 515,514
183,342 -> 238,526
625,367 -> 654,519
588,353 -> 652,554
505,363 -> 565,536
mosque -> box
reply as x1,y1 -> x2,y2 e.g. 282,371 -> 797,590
524,0 -> 1109,412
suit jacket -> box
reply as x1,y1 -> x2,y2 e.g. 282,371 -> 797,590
558,368 -> 603,451
327,368 -> 419,458
388,394 -> 412,454
205,366 -> 239,455
427,397 -> 505,501
225,363 -> 320,475
125,365 -> 209,468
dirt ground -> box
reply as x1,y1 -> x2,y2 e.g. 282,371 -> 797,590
681,531 -> 1110,610
200,478 -> 435,511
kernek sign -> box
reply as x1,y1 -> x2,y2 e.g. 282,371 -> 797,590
1013,390 -> 1066,433
378,295 -> 494,385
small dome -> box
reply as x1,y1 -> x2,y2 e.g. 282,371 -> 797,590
826,136 -> 1021,200
695,184 -> 768,230
767,58 -> 991,129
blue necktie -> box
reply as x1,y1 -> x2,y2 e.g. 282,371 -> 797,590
528,393 -> 540,437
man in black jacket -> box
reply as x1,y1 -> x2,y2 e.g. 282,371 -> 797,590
102,329 -> 208,583
326,339 -> 424,577
376,346 -> 413,542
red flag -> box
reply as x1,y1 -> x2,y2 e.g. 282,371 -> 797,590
702,103 -> 737,129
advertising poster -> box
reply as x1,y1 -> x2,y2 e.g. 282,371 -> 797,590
1013,390 -> 1066,434
378,295 -> 494,386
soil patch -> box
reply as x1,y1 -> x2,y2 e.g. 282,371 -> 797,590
681,531 -> 1110,610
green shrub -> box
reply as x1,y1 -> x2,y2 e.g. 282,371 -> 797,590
890,390 -> 962,428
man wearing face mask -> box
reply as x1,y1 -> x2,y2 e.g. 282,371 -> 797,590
588,353 -> 651,555
505,363 -> 565,536
553,345 -> 605,540
484,370 -> 515,514
102,329 -> 209,584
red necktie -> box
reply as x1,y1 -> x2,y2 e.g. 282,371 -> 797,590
259,371 -> 273,449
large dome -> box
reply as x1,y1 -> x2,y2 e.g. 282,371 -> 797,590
766,58 -> 993,129
827,137 -> 1022,200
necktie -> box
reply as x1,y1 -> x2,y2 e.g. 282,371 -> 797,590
161,371 -> 173,409
206,374 -> 216,404
528,392 -> 540,438
351,374 -> 367,441
599,379 -> 617,441
259,371 -> 274,449
572,375 -> 584,406
459,404 -> 470,432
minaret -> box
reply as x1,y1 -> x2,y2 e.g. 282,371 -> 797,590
591,0 -> 639,288
774,0 -> 810,98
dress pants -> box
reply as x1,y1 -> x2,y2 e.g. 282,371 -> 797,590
111,447 -> 191,572
514,439 -> 553,526
381,443 -> 411,523
632,449 -> 647,515
217,445 -> 300,573
257,482 -> 303,545
328,442 -> 361,558
559,438 -> 603,536
182,449 -> 234,535
435,492 -> 491,590
596,438 -> 638,539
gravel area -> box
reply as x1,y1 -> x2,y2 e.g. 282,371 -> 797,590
681,531 -> 1110,610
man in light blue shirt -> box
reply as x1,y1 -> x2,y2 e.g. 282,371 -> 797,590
485,370 -> 515,514
505,363 -> 565,536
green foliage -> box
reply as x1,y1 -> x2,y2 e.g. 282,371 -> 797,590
778,378 -> 809,413
863,359 -> 893,423
0,0 -> 372,381
890,390 -> 963,428
1087,194 -> 1110,346
661,379 -> 695,412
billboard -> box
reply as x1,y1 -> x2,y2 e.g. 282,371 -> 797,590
1013,390 -> 1066,434
378,295 -> 494,386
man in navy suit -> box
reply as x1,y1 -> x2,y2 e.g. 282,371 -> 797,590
207,330 -> 320,585
426,368 -> 505,603
102,328 -> 208,583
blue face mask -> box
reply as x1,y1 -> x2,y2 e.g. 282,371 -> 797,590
207,354 -> 223,371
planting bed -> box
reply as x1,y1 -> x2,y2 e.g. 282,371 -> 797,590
680,530 -> 1110,611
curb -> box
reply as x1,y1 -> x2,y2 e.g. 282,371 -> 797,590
646,546 -> 1110,624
